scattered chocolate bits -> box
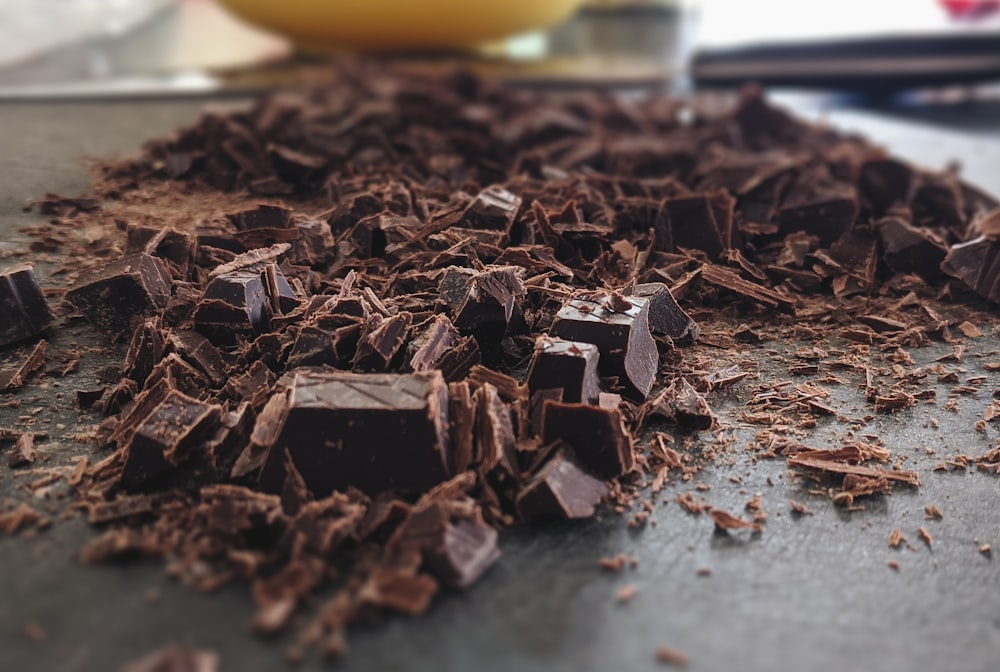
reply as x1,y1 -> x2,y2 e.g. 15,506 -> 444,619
7,61 -> 1000,664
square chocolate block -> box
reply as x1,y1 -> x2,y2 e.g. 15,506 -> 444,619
549,293 -> 658,399
516,446 -> 608,520
526,336 -> 600,405
65,253 -> 171,341
0,264 -> 53,347
541,400 -> 635,478
261,370 -> 452,496
120,389 -> 222,490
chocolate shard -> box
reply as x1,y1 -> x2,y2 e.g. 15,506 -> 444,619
119,389 -> 223,490
194,267 -> 271,340
525,336 -> 600,405
7,433 -> 37,468
125,226 -> 196,279
630,282 -> 700,341
0,265 -> 53,348
641,377 -> 715,430
858,158 -> 915,215
541,400 -> 634,478
354,312 -> 413,372
656,192 -> 735,258
942,236 -> 1000,302
389,502 -> 500,589
776,172 -> 859,247
65,253 -> 172,340
260,370 -> 452,496
877,216 -> 948,279
122,319 -> 165,386
448,381 -> 476,474
549,292 -> 658,399
0,340 -> 47,392
699,264 -> 796,314
463,186 -> 522,233
167,330 -> 229,388
406,314 -> 482,382
474,382 -> 518,477
516,445 -> 608,520
437,265 -> 526,332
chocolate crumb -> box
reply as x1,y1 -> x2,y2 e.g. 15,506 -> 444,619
655,645 -> 690,668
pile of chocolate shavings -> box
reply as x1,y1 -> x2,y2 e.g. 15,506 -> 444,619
5,63 -> 1000,662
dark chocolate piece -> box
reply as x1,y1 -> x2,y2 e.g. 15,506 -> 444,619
194,268 -> 270,339
541,400 -> 634,478
942,235 -> 1000,302
877,217 -> 948,279
354,312 -> 413,372
641,378 -> 715,430
437,265 -> 526,332
120,390 -> 222,490
65,253 -> 171,340
260,370 -> 452,496
474,382 -> 518,477
168,330 -> 229,387
463,186 -> 522,233
777,175 -> 859,247
858,158 -> 915,215
549,293 -> 658,399
525,336 -> 600,405
631,282 -> 700,341
122,320 -> 164,386
7,433 -> 37,468
0,265 -> 53,348
389,502 -> 499,589
407,314 -> 482,382
448,381 -> 476,474
657,192 -> 735,258
0,340 -> 47,392
516,446 -> 608,520
699,264 -> 796,314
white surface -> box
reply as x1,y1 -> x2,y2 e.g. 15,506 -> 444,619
698,0 -> 1000,47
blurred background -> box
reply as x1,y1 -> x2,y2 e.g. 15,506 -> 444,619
0,0 -> 998,132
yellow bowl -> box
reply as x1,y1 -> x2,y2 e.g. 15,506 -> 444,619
218,0 -> 586,52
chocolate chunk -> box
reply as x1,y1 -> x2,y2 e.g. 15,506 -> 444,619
640,378 -> 715,430
438,265 -> 526,332
631,282 -> 699,341
168,330 -> 228,387
126,226 -> 196,279
525,336 -> 600,405
120,646 -> 219,672
120,390 -> 222,489
195,268 -> 270,339
406,314 -> 482,382
122,320 -> 164,386
859,159 -> 915,215
877,216 -> 948,279
516,446 -> 608,520
0,265 -> 53,347
7,433 -> 37,468
448,381 -> 476,474
474,382 -> 518,478
549,293 -> 658,399
657,192 -> 735,258
464,186 -> 522,233
354,312 -> 412,372
942,236 -> 1000,302
392,503 -> 500,589
777,171 -> 859,247
260,370 -> 451,496
65,253 -> 171,340
541,400 -> 634,478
